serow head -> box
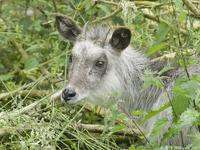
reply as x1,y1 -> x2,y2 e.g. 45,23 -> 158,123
56,15 -> 131,104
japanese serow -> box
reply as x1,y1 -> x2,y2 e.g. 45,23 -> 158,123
53,15 -> 199,146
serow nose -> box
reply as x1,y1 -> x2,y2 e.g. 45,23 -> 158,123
62,88 -> 76,101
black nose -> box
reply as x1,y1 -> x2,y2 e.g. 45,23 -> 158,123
62,88 -> 76,101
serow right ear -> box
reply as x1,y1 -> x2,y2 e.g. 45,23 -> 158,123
109,27 -> 131,51
55,15 -> 82,42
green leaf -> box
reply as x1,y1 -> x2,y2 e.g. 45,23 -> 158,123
132,110 -> 147,116
172,90 -> 189,117
191,133 -> 200,150
191,75 -> 200,83
161,108 -> 199,144
24,57 -> 39,70
155,22 -> 170,44
149,117 -> 168,144
142,102 -> 170,124
0,74 -> 13,81
110,124 -> 126,134
178,108 -> 199,127
26,44 -> 41,52
96,4 -> 111,14
172,79 -> 200,117
173,0 -> 183,10
147,42 -> 166,56
19,17 -> 32,33
161,123 -> 180,144
158,66 -> 175,76
147,21 -> 170,56
128,145 -> 136,150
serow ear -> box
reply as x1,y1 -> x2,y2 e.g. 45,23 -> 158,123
109,27 -> 131,51
55,15 -> 82,42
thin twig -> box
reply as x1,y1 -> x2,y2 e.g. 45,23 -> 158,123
143,12 -> 160,22
12,41 -> 28,62
52,0 -> 57,12
92,7 -> 122,23
0,126 -> 30,137
164,85 -> 186,148
85,104 -> 149,145
0,100 -> 42,120
94,0 -> 118,6
95,0 -> 160,8
0,123 -> 49,137
95,0 -> 189,35
0,82 -> 35,100
170,1 -> 190,80
75,123 -> 140,137
0,123 -> 139,144
0,76 -> 50,100
183,0 -> 200,18
168,1 -> 190,147
129,118 -> 151,145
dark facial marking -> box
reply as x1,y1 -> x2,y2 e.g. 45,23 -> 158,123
92,54 -> 108,76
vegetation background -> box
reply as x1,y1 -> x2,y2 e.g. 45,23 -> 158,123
0,0 -> 200,149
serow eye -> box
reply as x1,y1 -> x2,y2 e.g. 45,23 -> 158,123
95,61 -> 105,68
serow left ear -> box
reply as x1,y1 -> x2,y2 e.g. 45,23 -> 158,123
109,27 -> 131,51
55,15 -> 81,42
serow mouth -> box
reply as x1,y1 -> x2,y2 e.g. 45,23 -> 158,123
64,98 -> 80,104
61,93 -> 86,104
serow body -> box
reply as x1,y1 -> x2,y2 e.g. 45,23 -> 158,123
53,15 -> 199,146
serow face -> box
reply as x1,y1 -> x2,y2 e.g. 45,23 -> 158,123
55,15 -> 131,104
62,41 -> 108,103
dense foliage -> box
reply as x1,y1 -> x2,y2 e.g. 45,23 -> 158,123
0,0 -> 200,149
